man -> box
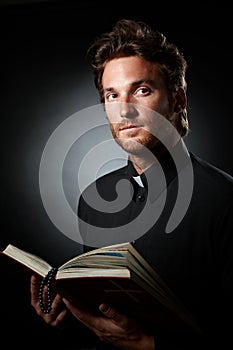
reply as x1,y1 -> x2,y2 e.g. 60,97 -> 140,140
30,19 -> 233,349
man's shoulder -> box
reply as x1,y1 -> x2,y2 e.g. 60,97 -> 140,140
96,165 -> 129,183
81,164 -> 129,196
190,152 -> 233,194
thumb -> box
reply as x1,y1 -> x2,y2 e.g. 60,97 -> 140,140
99,303 -> 122,322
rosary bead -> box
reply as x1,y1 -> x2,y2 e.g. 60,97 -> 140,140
38,267 -> 58,314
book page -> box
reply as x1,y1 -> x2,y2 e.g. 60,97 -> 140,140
2,244 -> 52,277
57,267 -> 131,279
59,242 -> 131,270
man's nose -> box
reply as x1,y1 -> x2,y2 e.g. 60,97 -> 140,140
119,102 -> 137,119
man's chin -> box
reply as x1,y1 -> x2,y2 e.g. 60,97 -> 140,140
115,138 -> 151,155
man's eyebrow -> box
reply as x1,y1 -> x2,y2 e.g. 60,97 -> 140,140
103,87 -> 115,93
103,80 -> 156,92
132,79 -> 156,86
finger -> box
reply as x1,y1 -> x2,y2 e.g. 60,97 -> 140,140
62,297 -> 84,318
30,275 -> 41,307
99,303 -> 144,340
62,298 -> 97,327
37,294 -> 68,328
99,303 -> 122,322
30,275 -> 66,319
48,307 -> 69,329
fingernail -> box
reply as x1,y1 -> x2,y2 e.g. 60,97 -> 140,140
100,303 -> 109,312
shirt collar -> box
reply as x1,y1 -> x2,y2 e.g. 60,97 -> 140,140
132,175 -> 144,188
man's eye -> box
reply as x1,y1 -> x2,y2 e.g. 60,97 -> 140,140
106,93 -> 117,101
137,87 -> 150,95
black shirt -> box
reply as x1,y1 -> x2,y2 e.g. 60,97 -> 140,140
78,142 -> 233,349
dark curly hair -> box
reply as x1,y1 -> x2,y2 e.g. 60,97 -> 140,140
88,19 -> 189,137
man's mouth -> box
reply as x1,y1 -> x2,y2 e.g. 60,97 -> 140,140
120,124 -> 141,131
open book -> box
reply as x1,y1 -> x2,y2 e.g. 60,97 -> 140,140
1,241 -> 200,335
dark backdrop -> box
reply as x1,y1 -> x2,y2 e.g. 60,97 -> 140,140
1,0 -> 233,348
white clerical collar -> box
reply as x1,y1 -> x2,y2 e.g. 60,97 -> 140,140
132,175 -> 144,188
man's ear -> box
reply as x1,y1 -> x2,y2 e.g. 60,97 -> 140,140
174,87 -> 186,113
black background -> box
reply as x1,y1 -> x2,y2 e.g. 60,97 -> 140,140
1,0 -> 233,348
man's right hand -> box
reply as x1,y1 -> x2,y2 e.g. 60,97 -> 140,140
30,275 -> 69,329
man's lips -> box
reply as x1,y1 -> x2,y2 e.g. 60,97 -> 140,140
120,124 -> 141,131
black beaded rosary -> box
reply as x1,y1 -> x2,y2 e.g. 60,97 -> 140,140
39,267 -> 58,313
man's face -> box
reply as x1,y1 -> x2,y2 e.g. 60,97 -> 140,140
102,56 -> 176,155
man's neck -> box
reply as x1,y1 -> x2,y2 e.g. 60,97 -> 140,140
129,156 -> 154,175
129,139 -> 179,175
